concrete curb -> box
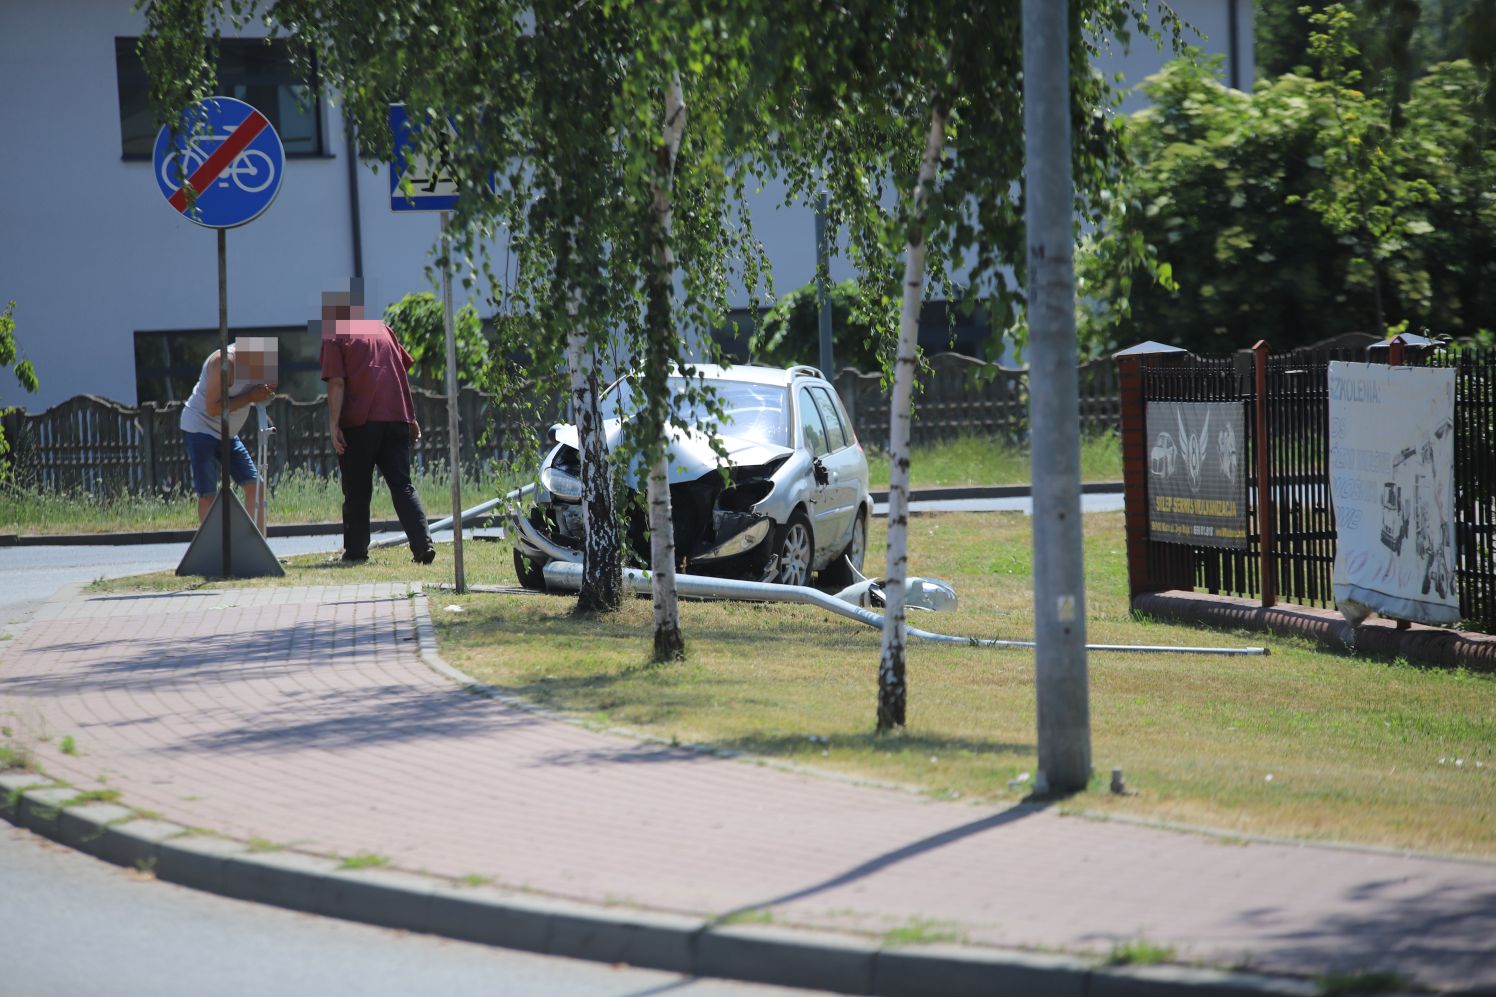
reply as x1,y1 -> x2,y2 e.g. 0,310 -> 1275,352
0,769 -> 1325,997
1134,589 -> 1496,674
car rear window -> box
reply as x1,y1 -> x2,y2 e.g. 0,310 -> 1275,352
808,387 -> 848,451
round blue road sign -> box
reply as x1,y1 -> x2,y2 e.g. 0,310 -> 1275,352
153,96 -> 284,229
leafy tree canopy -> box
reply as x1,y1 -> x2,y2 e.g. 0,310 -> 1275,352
748,280 -> 884,373
1077,50 -> 1496,355
382,292 -> 488,394
1256,0 -> 1496,117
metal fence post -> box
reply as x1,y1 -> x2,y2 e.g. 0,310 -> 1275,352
1253,340 -> 1276,608
138,401 -> 157,495
1117,353 -> 1153,598
1384,336 -> 1410,629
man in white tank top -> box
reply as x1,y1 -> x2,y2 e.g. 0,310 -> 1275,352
179,343 -> 276,531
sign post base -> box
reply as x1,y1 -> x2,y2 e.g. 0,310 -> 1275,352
176,489 -> 284,578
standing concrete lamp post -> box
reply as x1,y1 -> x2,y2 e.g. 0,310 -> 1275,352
1023,0 -> 1091,794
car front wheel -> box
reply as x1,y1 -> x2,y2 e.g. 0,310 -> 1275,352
774,511 -> 814,587
512,548 -> 546,591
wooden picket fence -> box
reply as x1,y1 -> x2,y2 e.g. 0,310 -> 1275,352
2,353 -> 1121,498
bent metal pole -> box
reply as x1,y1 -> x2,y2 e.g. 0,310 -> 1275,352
537,562 -> 1270,656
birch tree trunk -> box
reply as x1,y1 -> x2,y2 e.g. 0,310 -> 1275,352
876,105 -> 946,733
645,77 -> 688,662
565,325 -> 623,612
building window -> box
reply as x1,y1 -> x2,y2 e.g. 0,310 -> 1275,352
134,327 -> 326,406
115,37 -> 325,159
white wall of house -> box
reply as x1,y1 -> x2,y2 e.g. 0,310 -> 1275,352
0,0 -> 1248,410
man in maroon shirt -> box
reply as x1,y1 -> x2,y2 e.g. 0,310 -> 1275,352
319,291 -> 436,564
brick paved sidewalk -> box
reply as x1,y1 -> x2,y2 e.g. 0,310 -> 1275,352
1,584 -> 1493,992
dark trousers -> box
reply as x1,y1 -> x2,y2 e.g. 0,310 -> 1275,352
337,421 -> 432,558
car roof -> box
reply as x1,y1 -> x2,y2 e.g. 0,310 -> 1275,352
677,362 -> 827,387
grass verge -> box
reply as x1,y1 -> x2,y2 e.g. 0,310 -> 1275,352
2,464 -> 513,536
864,432 -> 1120,489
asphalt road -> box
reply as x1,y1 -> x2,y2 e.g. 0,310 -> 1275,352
0,825 -> 819,997
0,534 -> 340,632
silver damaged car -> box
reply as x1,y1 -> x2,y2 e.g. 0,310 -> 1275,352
513,364 -> 872,591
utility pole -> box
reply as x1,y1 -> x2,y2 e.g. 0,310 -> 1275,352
1023,0 -> 1092,794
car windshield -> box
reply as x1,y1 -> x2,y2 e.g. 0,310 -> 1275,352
602,376 -> 790,448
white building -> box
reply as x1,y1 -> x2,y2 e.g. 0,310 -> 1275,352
0,1 -> 1250,410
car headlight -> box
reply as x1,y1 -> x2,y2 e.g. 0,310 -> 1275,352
540,465 -> 583,502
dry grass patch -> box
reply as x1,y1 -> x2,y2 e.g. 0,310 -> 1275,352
437,511 -> 1496,857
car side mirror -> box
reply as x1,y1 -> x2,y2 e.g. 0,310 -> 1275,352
812,458 -> 829,486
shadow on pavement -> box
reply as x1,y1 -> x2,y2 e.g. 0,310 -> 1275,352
720,803 -> 1047,920
1240,877 -> 1496,989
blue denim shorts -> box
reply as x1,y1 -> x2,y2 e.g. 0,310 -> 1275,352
183,431 -> 258,496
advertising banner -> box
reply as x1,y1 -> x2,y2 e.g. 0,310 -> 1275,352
1146,401 -> 1248,548
1329,362 -> 1458,626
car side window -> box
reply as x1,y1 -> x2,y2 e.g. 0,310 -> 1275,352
798,387 -> 830,456
809,387 -> 848,451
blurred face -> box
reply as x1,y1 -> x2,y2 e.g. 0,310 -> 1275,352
320,292 -> 364,335
236,349 -> 270,380
231,336 -> 278,389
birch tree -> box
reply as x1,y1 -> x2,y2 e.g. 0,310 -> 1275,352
642,79 -> 688,661
877,106 -> 946,730
742,0 -> 1173,731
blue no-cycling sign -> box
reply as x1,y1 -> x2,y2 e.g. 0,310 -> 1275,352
154,96 -> 284,228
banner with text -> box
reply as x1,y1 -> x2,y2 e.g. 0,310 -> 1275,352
1329,362 -> 1458,625
1146,401 -> 1248,548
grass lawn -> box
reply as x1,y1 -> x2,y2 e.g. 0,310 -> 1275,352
0,465 -> 510,536
87,509 -> 1495,858
864,432 -> 1121,489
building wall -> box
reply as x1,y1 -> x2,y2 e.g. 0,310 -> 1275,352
0,0 -> 1248,410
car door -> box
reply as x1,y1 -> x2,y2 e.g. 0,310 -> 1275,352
795,386 -> 837,563
806,385 -> 859,553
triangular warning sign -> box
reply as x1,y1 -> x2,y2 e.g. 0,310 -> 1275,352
176,490 -> 285,578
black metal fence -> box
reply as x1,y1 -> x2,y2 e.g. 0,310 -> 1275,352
2,387 -> 561,498
1139,342 -> 1496,632
3,352 -> 1125,499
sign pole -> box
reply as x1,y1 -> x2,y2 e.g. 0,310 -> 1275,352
218,226 -> 232,576
441,211 -> 466,594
